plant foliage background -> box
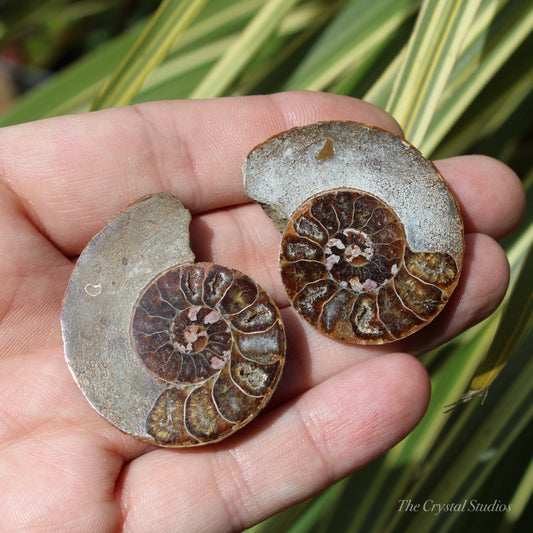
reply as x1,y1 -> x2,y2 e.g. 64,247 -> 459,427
1,1 -> 531,531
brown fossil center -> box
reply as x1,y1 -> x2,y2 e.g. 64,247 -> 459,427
279,187 -> 462,344
326,229 -> 374,268
171,307 -> 216,355
132,293 -> 233,385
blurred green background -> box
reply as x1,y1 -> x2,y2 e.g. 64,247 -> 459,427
0,1 -> 157,109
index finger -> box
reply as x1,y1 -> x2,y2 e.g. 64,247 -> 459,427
0,92 -> 401,256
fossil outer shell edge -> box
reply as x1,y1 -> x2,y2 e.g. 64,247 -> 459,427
243,122 -> 464,344
61,193 -> 285,446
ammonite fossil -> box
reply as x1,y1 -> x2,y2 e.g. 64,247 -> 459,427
61,193 -> 285,446
243,121 -> 464,344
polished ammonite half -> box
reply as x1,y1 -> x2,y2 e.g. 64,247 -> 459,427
243,121 -> 464,344
61,193 -> 285,447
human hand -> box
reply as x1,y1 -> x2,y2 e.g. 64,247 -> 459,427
0,91 -> 524,531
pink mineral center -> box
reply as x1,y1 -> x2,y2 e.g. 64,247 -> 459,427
174,324 -> 209,354
362,278 -> 378,291
183,324 -> 207,343
342,228 -> 374,265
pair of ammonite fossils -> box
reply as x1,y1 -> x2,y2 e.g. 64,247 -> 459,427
62,121 -> 464,447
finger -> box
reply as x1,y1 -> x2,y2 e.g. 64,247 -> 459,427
399,232 -> 509,355
193,203 -> 510,323
269,233 -> 510,405
193,153 -> 524,273
117,353 -> 430,532
190,203 -> 285,300
0,92 -> 401,257
435,155 -> 525,240
191,202 -> 510,392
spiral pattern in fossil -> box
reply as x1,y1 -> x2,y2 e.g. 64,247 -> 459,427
131,262 -> 285,446
280,188 -> 460,344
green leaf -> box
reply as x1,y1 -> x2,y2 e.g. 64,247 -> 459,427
189,0 -> 300,99
407,351 -> 533,533
0,22 -> 144,126
90,0 -> 208,110
0,0 -> 262,125
234,1 -> 346,95
500,454 -> 533,531
469,240 -> 533,393
386,0 -> 483,145
283,0 -> 419,92
431,47 -> 533,160
422,0 -> 533,154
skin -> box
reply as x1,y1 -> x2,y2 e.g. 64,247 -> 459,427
0,91 -> 525,532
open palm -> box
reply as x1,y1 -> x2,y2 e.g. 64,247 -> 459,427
0,92 -> 524,532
